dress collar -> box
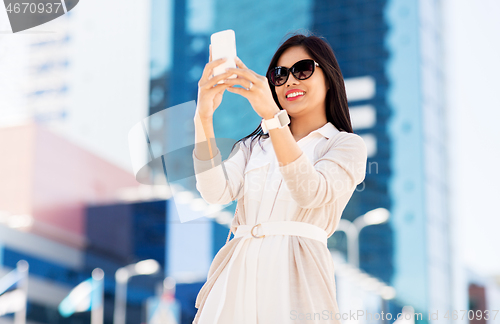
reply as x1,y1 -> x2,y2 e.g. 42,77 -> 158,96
292,121 -> 340,147
315,121 -> 340,140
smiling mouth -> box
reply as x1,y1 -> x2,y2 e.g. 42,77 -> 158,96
286,91 -> 305,99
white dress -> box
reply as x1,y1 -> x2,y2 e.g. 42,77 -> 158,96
191,122 -> 367,324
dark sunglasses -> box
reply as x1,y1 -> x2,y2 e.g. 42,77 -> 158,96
267,59 -> 320,87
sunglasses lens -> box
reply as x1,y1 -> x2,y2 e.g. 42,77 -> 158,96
270,67 -> 288,86
292,60 -> 314,80
269,60 -> 316,86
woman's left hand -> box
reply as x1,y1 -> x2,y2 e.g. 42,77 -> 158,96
225,56 -> 280,119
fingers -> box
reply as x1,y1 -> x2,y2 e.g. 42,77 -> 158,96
206,82 -> 230,96
226,68 -> 260,84
200,57 -> 227,84
209,44 -> 212,62
202,70 -> 234,89
234,56 -> 258,79
222,77 -> 252,90
226,58 -> 261,84
226,85 -> 247,97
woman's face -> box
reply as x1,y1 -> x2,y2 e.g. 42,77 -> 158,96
275,46 -> 329,118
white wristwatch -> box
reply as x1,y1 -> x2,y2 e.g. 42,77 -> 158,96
261,110 -> 290,134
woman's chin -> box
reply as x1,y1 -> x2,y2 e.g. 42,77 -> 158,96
283,106 -> 306,118
283,101 -> 305,112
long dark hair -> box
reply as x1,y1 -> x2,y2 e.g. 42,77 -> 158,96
231,31 -> 353,155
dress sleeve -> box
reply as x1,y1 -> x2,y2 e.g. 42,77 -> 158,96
192,139 -> 249,205
278,133 -> 367,209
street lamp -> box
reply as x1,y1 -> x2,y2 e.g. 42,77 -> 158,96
113,259 -> 161,324
336,207 -> 390,268
15,260 -> 28,324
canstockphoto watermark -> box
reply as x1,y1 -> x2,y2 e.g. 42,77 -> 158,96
245,158 -> 368,196
290,309 -> 500,321
128,99 -> 378,223
290,309 -> 423,321
3,0 -> 79,33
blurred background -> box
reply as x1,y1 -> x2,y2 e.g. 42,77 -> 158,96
1,0 -> 500,323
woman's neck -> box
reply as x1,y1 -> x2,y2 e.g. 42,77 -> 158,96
289,114 -> 328,142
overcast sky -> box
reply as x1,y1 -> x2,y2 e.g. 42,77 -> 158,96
444,0 -> 500,277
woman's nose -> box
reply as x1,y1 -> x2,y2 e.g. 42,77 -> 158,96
285,74 -> 300,87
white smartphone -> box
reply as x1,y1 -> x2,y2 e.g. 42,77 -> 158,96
210,29 -> 237,84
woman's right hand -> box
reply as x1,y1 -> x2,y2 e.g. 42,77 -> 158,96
195,44 -> 234,121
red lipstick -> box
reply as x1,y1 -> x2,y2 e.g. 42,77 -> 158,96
285,89 -> 305,101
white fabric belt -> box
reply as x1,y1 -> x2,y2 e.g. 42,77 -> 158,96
212,221 -> 328,323
234,221 -> 328,246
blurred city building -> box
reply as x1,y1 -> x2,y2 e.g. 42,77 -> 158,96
313,0 -> 453,318
0,122 -> 236,324
0,122 -> 138,246
1,1 -> 159,320
0,122 -> 215,323
0,0 -> 150,173
0,122 -> 151,323
86,200 -> 168,324
466,268 -> 500,324
313,0 -> 453,319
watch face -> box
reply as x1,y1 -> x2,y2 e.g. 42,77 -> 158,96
277,110 -> 290,127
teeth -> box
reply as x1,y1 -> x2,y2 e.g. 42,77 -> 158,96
287,91 -> 305,98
